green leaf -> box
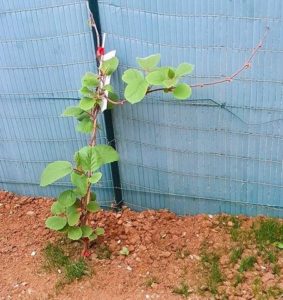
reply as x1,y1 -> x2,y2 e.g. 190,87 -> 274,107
145,69 -> 167,85
62,106 -> 84,117
175,63 -> 194,77
81,72 -> 99,87
40,161 -> 72,187
66,203 -> 79,214
58,190 -> 77,207
124,80 -> 148,104
91,145 -> 119,171
119,246 -> 130,256
173,83 -> 192,100
89,233 -> 97,241
45,216 -> 67,230
87,201 -> 100,213
79,97 -> 96,111
95,227 -> 105,236
71,172 -> 88,196
76,111 -> 89,122
122,69 -> 142,84
76,118 -> 93,133
101,57 -> 119,75
103,84 -> 114,92
167,68 -> 175,79
75,145 -> 119,172
89,172 -> 102,184
275,242 -> 283,249
81,225 -> 93,238
79,86 -> 93,97
50,201 -> 65,215
136,54 -> 161,71
67,227 -> 82,240
67,211 -> 81,226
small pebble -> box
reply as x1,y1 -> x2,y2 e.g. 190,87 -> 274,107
31,251 -> 36,256
126,265 -> 132,271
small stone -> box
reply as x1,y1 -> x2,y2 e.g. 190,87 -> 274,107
58,269 -> 62,274
208,214 -> 213,219
26,211 -> 35,216
227,221 -> 234,227
159,251 -> 171,258
126,265 -> 132,271
27,288 -> 33,295
145,295 -> 150,299
21,282 -> 28,286
31,251 -> 36,256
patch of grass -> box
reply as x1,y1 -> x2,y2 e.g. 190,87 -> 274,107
265,286 -> 283,299
233,273 -> 244,287
145,276 -> 159,288
265,250 -> 278,264
96,244 -> 112,259
239,256 -> 256,273
253,218 -> 283,247
201,250 -> 223,294
176,248 -> 190,259
230,247 -> 244,264
272,263 -> 280,275
172,281 -> 191,298
43,243 -> 89,286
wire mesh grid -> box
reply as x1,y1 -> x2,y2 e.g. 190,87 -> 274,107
0,0 -> 114,206
98,0 -> 283,216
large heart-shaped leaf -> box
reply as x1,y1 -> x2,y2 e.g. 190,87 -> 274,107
89,172 -> 102,184
101,57 -> 119,75
71,172 -> 88,196
87,201 -> 100,213
136,54 -> 161,71
50,201 -> 65,215
173,83 -> 192,100
62,106 -> 84,117
45,216 -> 67,231
81,72 -> 99,87
79,97 -> 96,111
40,161 -> 72,187
67,227 -> 82,240
67,211 -> 81,226
122,69 -> 149,104
58,190 -> 77,207
175,63 -> 194,77
146,69 -> 167,85
81,225 -> 93,238
76,118 -> 93,133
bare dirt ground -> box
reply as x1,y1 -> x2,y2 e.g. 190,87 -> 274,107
0,190 -> 283,300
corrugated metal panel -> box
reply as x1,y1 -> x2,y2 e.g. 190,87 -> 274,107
0,0 -> 114,206
98,0 -> 283,216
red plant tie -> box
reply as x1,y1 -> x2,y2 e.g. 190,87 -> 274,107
96,46 -> 105,57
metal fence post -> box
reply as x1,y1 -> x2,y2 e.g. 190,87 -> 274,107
87,0 -> 123,208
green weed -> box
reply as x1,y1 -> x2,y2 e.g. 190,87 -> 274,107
201,250 -> 223,294
239,256 -> 256,273
254,218 -> 283,246
43,243 -> 89,287
172,281 -> 191,298
145,276 -> 159,288
230,247 -> 244,264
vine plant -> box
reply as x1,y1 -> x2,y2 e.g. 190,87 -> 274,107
40,13 -> 268,256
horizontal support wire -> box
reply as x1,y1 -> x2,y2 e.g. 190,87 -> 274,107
0,1 -> 86,15
98,2 -> 282,21
105,31 -> 283,53
119,159 -> 283,189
